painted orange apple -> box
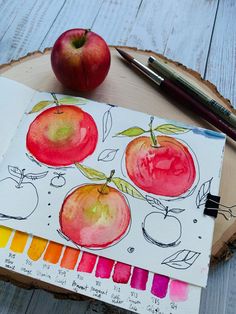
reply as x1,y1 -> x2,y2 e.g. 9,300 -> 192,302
126,135 -> 196,197
26,105 -> 98,167
59,183 -> 131,248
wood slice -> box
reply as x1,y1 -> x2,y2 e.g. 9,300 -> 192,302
0,47 -> 236,296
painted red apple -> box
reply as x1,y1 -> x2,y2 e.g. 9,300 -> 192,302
126,135 -> 196,197
51,28 -> 111,92
26,105 -> 98,167
59,183 -> 131,248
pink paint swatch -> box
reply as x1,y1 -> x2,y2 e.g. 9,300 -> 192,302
151,274 -> 170,298
95,257 -> 115,279
130,267 -> 149,291
112,262 -> 132,284
169,280 -> 189,302
77,252 -> 97,273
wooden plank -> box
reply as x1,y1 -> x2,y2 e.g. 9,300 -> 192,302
40,0 -> 104,50
91,0 -> 143,45
0,281 -> 33,313
0,0 -> 21,40
0,0 -> 65,64
25,289 -> 89,314
205,0 -> 236,107
199,260 -> 230,314
126,0 -> 218,74
225,255 -> 236,314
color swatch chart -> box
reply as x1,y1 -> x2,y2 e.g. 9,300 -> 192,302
0,226 -> 201,314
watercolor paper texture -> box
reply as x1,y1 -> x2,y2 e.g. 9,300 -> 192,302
0,228 -> 201,314
0,78 -> 225,287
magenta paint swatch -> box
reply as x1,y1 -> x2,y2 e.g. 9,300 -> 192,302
77,252 -> 97,273
95,257 -> 115,279
169,280 -> 189,302
130,267 -> 149,290
112,262 -> 132,284
151,274 -> 170,298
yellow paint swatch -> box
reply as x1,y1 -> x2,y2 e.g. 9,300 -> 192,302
43,241 -> 63,264
10,231 -> 29,253
0,226 -> 13,248
27,236 -> 48,261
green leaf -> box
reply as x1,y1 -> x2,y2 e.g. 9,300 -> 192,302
28,101 -> 53,113
112,177 -> 145,200
155,124 -> 189,135
116,127 -> 146,137
59,97 -> 88,105
75,163 -> 107,181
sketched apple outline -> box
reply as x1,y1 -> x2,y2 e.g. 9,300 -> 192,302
0,166 -> 48,220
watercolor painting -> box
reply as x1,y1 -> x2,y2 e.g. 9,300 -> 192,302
116,116 -> 197,198
0,89 -> 225,287
0,226 -> 201,314
26,94 -> 98,167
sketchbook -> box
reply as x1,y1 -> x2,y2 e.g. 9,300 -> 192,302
0,77 -> 225,313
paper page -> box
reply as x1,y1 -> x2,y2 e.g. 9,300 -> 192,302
0,77 -> 36,162
0,227 -> 201,314
0,87 -> 225,287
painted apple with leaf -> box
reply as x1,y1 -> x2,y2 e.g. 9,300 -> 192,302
26,94 -> 98,167
59,164 -> 145,249
0,166 -> 48,220
117,117 -> 196,198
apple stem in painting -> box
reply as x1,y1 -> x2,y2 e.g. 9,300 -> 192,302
112,262 -> 132,284
27,236 -> 48,261
151,274 -> 170,298
60,246 -> 80,270
16,168 -> 25,188
95,256 -> 115,279
148,116 -> 159,147
77,252 -> 97,273
51,93 -> 63,114
98,169 -> 115,194
169,279 -> 189,302
130,267 -> 149,291
0,226 -> 13,248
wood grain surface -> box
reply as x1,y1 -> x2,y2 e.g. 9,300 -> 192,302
0,1 -> 236,314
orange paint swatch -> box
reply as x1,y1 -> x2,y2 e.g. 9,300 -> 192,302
43,241 -> 63,264
60,247 -> 80,270
10,231 -> 29,253
27,236 -> 48,261
0,226 -> 12,248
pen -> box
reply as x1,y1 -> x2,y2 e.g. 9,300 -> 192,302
148,56 -> 236,128
115,48 -> 236,141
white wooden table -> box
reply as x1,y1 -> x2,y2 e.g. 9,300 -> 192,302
0,1 -> 235,313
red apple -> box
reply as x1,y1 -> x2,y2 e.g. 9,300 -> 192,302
51,29 -> 111,92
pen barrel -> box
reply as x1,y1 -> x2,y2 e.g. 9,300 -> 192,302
161,79 -> 236,141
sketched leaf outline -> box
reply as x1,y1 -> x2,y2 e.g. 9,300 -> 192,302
116,127 -> 146,137
98,149 -> 119,162
58,97 -> 88,105
162,249 -> 200,270
145,195 -> 166,211
169,208 -> 186,214
196,177 -> 213,208
75,163 -> 107,181
25,171 -> 48,180
155,124 -> 190,135
28,101 -> 53,113
8,166 -> 21,178
102,108 -> 112,142
112,177 -> 145,200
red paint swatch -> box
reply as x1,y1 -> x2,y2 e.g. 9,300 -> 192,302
169,280 -> 189,302
130,267 -> 149,290
60,247 -> 80,270
151,274 -> 170,298
112,262 -> 132,284
77,252 -> 97,273
43,241 -> 63,264
95,256 -> 115,279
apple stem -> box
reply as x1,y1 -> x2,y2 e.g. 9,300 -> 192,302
148,116 -> 159,147
16,169 -> 25,188
99,169 -> 115,194
51,93 -> 63,114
